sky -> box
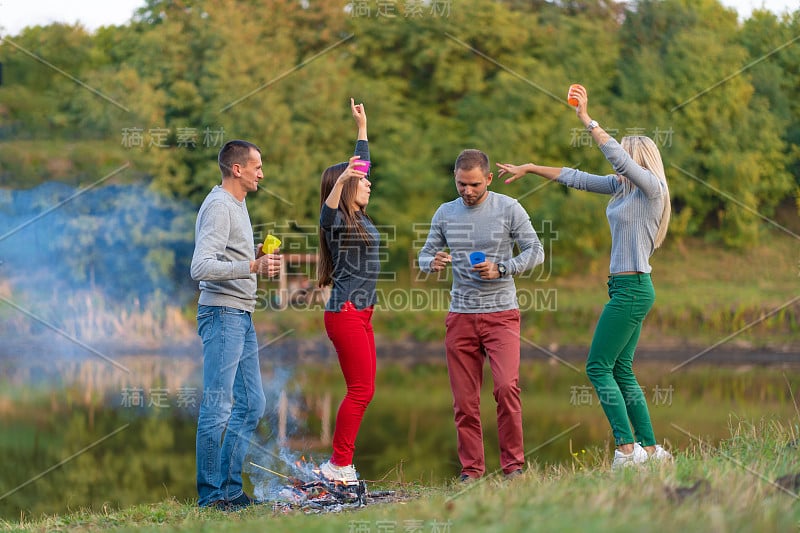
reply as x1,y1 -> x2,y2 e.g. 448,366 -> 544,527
0,0 -> 797,36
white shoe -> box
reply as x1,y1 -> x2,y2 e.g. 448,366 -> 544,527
611,443 -> 648,470
319,460 -> 358,483
649,444 -> 673,463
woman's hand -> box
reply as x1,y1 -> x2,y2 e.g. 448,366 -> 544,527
496,163 -> 529,184
497,162 -> 562,182
325,156 -> 367,209
569,85 -> 609,144
569,84 -> 591,124
336,155 -> 367,186
351,97 -> 366,132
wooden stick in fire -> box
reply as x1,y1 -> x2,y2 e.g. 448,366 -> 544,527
249,461 -> 290,479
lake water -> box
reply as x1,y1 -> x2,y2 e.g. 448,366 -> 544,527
1,355 -> 798,520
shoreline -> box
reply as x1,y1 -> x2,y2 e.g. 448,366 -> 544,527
2,335 -> 798,367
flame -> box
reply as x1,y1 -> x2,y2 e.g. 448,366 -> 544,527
254,454 -> 364,510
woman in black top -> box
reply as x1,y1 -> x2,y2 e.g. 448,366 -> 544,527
316,98 -> 379,483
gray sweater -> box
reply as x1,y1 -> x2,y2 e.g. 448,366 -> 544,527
418,192 -> 544,313
557,138 -> 667,274
190,185 -> 257,312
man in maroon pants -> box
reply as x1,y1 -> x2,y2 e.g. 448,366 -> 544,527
418,149 -> 544,481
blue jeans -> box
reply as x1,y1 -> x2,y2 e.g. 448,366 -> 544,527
195,305 -> 266,507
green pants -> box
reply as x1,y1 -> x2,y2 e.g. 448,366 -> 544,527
586,273 -> 656,447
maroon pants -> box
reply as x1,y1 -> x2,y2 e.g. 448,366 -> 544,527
445,309 -> 523,477
324,302 -> 376,466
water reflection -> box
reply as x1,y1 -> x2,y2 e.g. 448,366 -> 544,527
0,357 -> 798,520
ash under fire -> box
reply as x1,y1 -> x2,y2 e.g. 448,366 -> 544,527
251,458 -> 396,514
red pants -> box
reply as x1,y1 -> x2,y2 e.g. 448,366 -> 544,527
324,302 -> 376,466
445,309 -> 523,477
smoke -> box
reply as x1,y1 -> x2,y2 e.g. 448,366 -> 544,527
0,181 -> 197,350
248,365 -> 325,502
0,182 -> 196,301
1,181 -> 334,504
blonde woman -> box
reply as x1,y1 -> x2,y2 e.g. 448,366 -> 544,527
497,84 -> 672,469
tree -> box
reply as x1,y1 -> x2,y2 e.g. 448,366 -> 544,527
616,0 -> 793,246
739,9 -> 800,211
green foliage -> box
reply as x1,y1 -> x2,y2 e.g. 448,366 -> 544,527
0,0 -> 798,279
617,0 -> 794,247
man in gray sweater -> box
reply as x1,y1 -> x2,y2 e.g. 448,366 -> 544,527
419,149 -> 544,482
190,140 -> 281,510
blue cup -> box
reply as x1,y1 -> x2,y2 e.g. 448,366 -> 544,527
469,251 -> 486,266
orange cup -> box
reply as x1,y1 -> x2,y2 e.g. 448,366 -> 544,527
567,84 -> 582,106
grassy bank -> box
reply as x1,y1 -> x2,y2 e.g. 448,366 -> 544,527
4,418 -> 799,532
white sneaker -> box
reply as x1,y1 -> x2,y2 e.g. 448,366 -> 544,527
319,460 -> 358,483
648,444 -> 673,463
611,443 -> 648,470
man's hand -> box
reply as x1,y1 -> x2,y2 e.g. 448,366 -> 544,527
473,260 -> 501,280
430,251 -> 452,272
250,252 -> 282,278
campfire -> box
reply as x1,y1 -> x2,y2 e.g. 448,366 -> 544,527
250,458 -> 397,513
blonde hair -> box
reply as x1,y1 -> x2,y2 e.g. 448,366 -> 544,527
617,136 -> 671,248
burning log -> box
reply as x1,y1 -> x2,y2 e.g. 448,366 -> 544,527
250,460 -> 370,513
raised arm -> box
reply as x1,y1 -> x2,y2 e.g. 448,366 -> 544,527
570,84 -> 612,148
570,85 -> 662,197
324,156 -> 367,210
351,97 -> 370,165
598,139 -> 662,198
323,99 -> 370,213
352,97 -> 367,142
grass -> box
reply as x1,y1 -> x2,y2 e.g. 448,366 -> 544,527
3,418 -> 799,532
